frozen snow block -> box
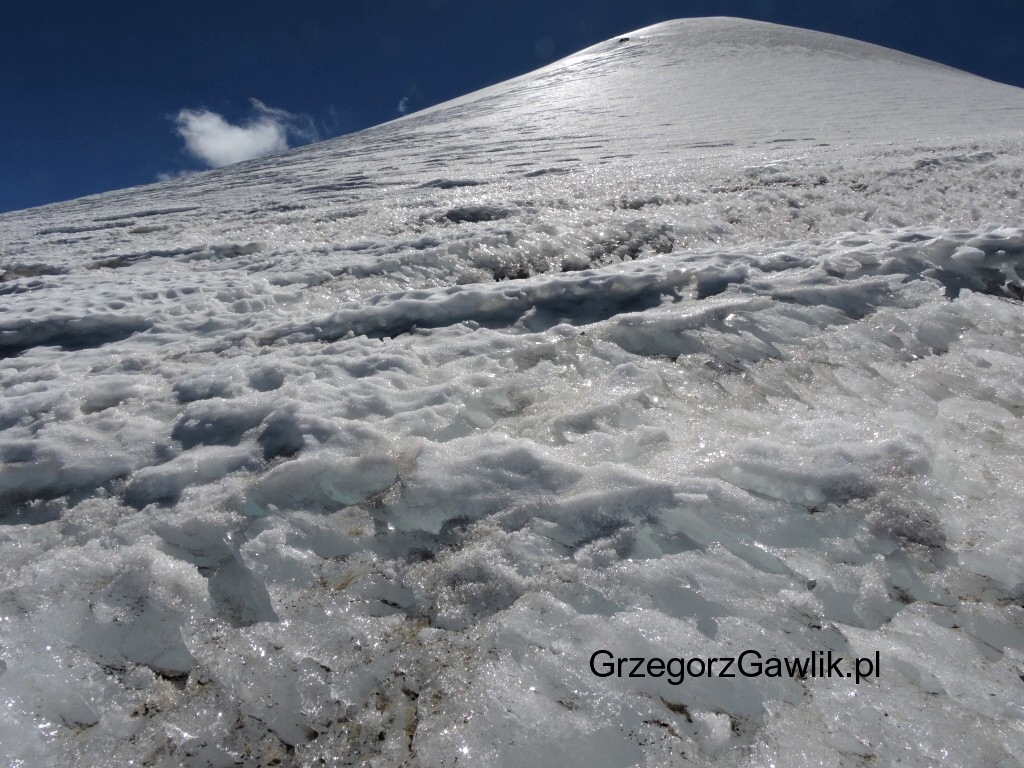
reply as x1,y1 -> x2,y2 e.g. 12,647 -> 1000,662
246,452 -> 399,514
857,489 -> 947,549
441,205 -> 512,224
257,407 -> 306,460
248,366 -> 286,392
9,663 -> 101,729
151,515 -> 237,570
540,483 -> 678,549
0,434 -> 140,512
0,313 -> 150,357
694,264 -> 749,298
125,446 -> 252,508
385,435 -> 584,533
77,551 -> 207,678
208,556 -> 279,627
172,373 -> 243,403
713,436 -> 930,507
171,396 -> 274,448
0,444 -> 60,508
418,178 -> 486,189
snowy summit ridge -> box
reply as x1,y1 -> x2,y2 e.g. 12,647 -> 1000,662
3,17 -> 1024,768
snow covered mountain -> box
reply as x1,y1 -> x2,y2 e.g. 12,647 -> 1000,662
2,17 -> 1024,767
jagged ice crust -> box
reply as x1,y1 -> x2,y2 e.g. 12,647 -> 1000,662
2,17 -> 1024,768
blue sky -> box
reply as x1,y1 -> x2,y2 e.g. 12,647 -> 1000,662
2,0 -> 1021,214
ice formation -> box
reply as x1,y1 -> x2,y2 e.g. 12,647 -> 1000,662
2,17 -> 1024,767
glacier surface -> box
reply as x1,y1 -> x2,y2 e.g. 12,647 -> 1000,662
2,17 -> 1024,767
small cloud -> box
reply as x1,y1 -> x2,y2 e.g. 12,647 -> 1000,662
173,99 -> 318,168
156,169 -> 197,182
396,85 -> 418,116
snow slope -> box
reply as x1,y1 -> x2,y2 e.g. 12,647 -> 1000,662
2,17 -> 1024,767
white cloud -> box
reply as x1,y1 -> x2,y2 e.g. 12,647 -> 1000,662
156,169 -> 196,182
397,97 -> 410,115
173,99 -> 317,168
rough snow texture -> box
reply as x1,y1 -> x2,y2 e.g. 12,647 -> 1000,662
2,17 -> 1024,768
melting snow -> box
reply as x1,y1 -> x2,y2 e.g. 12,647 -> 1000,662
2,17 -> 1024,768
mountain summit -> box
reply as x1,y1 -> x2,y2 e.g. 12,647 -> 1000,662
2,19 -> 1024,768
408,16 -> 1024,154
